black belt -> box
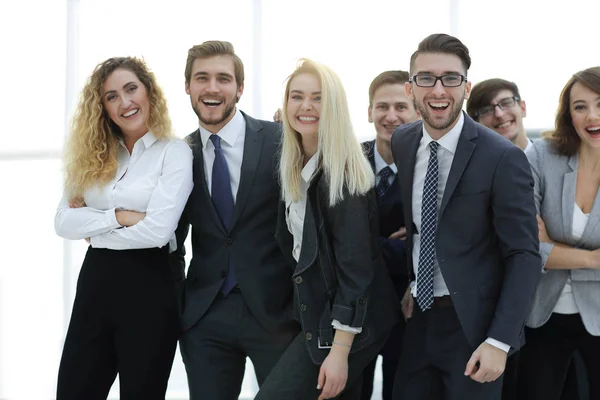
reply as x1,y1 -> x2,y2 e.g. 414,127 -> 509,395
432,295 -> 453,308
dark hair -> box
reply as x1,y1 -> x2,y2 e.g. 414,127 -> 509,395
544,66 -> 600,157
368,70 -> 410,107
466,78 -> 522,121
409,33 -> 471,75
184,40 -> 244,87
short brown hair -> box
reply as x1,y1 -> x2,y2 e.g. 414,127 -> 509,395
544,66 -> 600,157
368,70 -> 410,107
184,41 -> 244,88
409,33 -> 471,75
467,79 -> 522,121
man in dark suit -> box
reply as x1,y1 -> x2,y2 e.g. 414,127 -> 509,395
171,41 -> 299,400
390,34 -> 541,400
360,70 -> 420,400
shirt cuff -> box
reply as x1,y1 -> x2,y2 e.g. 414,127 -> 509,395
485,337 -> 510,353
332,319 -> 362,334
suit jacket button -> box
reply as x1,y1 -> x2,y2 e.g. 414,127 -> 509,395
221,270 -> 227,278
358,296 -> 366,305
305,332 -> 312,341
226,237 -> 233,244
294,276 -> 303,284
300,304 -> 307,312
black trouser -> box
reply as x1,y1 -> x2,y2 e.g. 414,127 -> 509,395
57,247 -> 179,400
255,330 -> 389,400
179,290 -> 299,400
393,298 -> 503,400
518,313 -> 600,400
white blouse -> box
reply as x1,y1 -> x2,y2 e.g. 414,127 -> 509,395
54,132 -> 193,252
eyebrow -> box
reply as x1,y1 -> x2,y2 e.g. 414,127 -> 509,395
103,81 -> 137,97
572,96 -> 600,104
414,71 -> 463,75
290,89 -> 321,95
193,71 -> 234,79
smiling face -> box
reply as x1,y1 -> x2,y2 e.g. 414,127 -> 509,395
477,89 -> 527,143
406,52 -> 471,138
570,82 -> 600,150
185,55 -> 244,133
286,72 -> 322,140
101,68 -> 150,139
368,83 -> 420,145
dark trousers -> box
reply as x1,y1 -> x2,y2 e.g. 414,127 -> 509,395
179,290 -> 298,400
361,355 -> 398,400
57,247 -> 179,400
393,300 -> 503,400
518,313 -> 600,400
255,330 -> 388,400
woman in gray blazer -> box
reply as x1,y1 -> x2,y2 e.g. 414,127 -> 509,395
520,66 -> 600,400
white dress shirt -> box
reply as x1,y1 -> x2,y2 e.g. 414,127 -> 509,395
285,155 -> 362,334
553,204 -> 588,314
199,109 -> 246,201
374,145 -> 398,185
55,132 -> 193,252
410,114 -> 509,352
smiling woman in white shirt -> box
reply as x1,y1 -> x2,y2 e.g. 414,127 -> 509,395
255,59 -> 400,400
54,57 -> 193,400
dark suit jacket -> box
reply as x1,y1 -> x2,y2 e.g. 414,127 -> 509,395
171,112 -> 298,335
390,112 -> 541,350
275,170 -> 400,364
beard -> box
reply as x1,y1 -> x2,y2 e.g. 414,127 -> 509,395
415,95 -> 465,132
191,96 -> 237,128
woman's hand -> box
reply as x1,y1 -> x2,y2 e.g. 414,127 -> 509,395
317,345 -> 349,399
537,215 -> 552,243
115,210 -> 146,227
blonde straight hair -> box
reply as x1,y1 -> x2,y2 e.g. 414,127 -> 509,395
279,59 -> 374,207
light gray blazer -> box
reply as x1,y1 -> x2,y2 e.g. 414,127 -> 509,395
525,139 -> 600,335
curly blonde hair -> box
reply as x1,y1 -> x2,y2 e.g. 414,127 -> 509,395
63,57 -> 172,198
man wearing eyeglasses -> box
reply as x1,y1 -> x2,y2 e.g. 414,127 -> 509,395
390,33 -> 541,400
466,79 -> 532,152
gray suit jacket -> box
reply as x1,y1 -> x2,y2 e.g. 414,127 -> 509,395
525,138 -> 600,335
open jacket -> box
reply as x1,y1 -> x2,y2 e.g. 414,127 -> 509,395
275,170 -> 401,364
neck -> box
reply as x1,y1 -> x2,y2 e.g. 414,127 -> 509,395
578,143 -> 600,173
424,118 -> 459,141
301,134 -> 319,165
514,131 -> 530,151
376,139 -> 393,165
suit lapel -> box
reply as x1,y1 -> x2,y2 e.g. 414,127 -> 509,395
439,118 -> 477,218
562,155 -> 577,240
231,113 -> 265,229
190,129 -> 227,234
401,130 -> 421,228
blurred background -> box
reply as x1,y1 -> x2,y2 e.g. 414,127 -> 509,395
0,0 -> 598,398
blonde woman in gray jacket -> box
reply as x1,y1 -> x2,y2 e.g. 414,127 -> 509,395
521,66 -> 600,400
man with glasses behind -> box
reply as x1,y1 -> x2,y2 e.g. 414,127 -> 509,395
390,34 -> 541,400
467,78 -> 582,400
466,79 -> 532,151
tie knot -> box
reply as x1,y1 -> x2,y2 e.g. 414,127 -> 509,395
429,141 -> 439,153
378,166 -> 394,181
209,134 -> 222,150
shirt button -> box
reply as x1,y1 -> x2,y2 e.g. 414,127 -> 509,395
305,332 -> 312,341
294,276 -> 303,284
300,304 -> 307,312
226,237 -> 233,244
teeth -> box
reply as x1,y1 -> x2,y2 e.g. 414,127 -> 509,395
123,109 -> 138,117
203,99 -> 221,104
298,116 -> 317,122
588,126 -> 600,132
497,121 -> 511,128
429,102 -> 449,108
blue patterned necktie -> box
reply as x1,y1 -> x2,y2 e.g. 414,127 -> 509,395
209,135 -> 237,295
416,141 -> 439,311
376,166 -> 394,198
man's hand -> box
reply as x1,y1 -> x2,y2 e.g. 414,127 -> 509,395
273,108 -> 282,123
401,286 -> 414,320
464,342 -> 507,383
116,210 -> 146,227
317,345 -> 349,399
389,227 -> 406,240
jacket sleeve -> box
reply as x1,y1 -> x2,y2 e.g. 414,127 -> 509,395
326,190 -> 377,328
